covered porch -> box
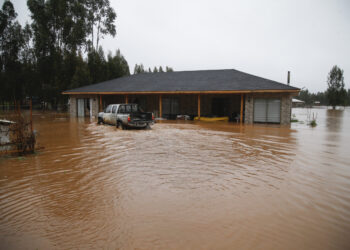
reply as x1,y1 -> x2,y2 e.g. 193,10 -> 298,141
74,93 -> 246,123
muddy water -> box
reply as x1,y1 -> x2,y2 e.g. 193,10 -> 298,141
0,108 -> 350,249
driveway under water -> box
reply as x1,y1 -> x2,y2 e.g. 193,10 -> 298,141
0,108 -> 350,249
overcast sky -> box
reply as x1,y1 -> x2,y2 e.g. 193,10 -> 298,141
4,0 -> 350,92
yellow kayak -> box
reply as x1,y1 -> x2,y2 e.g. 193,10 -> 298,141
194,116 -> 229,122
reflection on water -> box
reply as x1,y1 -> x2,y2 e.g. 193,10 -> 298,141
326,109 -> 344,132
0,108 -> 350,249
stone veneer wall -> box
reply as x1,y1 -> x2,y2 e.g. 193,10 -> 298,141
91,97 -> 99,117
244,93 -> 293,125
69,96 -> 77,117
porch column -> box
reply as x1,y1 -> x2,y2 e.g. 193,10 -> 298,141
240,93 -> 244,123
125,95 -> 128,104
197,94 -> 201,120
159,94 -> 162,118
99,95 -> 102,112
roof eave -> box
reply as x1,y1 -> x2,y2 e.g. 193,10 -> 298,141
62,89 -> 300,95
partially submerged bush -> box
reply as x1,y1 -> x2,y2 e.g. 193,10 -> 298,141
10,114 -> 35,154
309,119 -> 317,127
307,110 -> 317,127
0,113 -> 36,156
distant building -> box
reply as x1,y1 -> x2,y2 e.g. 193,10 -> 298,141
292,98 -> 305,107
63,69 -> 300,125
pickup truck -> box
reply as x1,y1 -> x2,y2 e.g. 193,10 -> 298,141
98,103 -> 154,129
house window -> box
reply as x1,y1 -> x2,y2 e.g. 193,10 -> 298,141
253,99 -> 281,123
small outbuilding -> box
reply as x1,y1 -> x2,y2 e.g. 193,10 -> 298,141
0,119 -> 15,152
292,98 -> 305,107
63,69 -> 300,125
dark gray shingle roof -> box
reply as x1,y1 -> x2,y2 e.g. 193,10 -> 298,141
63,69 -> 299,93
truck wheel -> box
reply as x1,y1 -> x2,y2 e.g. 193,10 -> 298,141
121,123 -> 126,130
97,118 -> 103,124
116,121 -> 120,128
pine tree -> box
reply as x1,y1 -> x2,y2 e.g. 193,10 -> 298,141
166,66 -> 174,72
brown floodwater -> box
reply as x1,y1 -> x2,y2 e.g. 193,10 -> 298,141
1,107 -> 350,249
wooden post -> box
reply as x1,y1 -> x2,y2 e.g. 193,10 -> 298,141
198,94 -> 201,120
159,95 -> 162,118
125,95 -> 128,104
240,93 -> 244,123
99,95 -> 102,112
30,98 -> 33,133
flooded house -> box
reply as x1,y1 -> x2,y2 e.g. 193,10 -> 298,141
63,69 -> 300,124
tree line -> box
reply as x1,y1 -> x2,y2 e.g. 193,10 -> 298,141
298,65 -> 349,108
133,64 -> 174,74
0,0 -> 173,109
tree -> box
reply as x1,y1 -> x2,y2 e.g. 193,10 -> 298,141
153,66 -> 158,73
326,65 -> 346,109
346,89 -> 350,106
0,0 -> 25,101
166,66 -> 174,72
86,0 -> 116,51
27,0 -> 92,106
159,66 -> 164,73
88,46 -> 107,83
106,49 -> 130,79
133,63 -> 145,74
70,53 -> 91,89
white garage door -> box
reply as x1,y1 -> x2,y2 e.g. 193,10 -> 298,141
254,99 -> 281,123
254,99 -> 267,122
77,99 -> 85,117
267,99 -> 281,123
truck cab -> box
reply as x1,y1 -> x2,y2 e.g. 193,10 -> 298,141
98,104 -> 154,129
